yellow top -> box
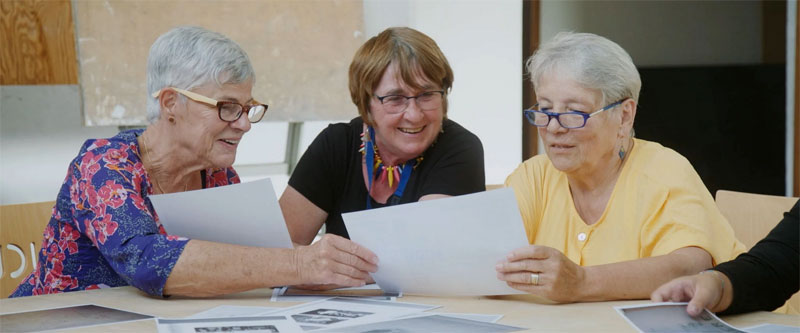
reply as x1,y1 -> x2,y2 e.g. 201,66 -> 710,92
505,138 -> 745,266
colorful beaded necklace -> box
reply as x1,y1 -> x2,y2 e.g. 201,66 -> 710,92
360,126 -> 423,208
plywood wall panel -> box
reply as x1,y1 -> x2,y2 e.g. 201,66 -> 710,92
0,0 -> 78,85
74,0 -> 364,126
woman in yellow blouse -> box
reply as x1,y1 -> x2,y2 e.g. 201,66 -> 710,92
495,32 -> 744,302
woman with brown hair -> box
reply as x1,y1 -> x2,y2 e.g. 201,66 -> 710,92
280,27 -> 485,269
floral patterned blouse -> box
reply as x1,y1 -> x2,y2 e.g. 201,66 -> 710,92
11,129 -> 240,297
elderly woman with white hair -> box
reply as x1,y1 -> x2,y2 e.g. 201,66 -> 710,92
494,32 -> 745,302
11,26 -> 377,298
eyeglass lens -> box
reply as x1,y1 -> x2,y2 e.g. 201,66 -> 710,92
219,104 -> 267,122
381,92 -> 442,113
528,111 -> 586,128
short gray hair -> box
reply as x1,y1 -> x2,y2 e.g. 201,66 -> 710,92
526,32 -> 641,105
146,26 -> 254,123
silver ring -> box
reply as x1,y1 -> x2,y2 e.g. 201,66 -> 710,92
530,273 -> 540,285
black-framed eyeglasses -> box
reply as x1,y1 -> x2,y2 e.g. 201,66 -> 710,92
523,98 -> 627,129
151,87 -> 268,123
375,90 -> 445,114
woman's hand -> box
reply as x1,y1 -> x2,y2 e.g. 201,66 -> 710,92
293,234 -> 378,287
495,245 -> 586,302
651,271 -> 730,316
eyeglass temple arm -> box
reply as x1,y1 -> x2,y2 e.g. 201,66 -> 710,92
150,87 -> 219,106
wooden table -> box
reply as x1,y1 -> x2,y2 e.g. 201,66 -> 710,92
1,287 -> 798,332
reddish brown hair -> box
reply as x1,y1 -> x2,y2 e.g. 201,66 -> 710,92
349,27 -> 454,126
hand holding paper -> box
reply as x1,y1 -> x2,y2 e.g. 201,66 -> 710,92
495,244 -> 587,302
293,234 -> 379,287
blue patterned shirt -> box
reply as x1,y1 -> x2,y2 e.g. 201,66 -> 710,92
11,129 -> 240,297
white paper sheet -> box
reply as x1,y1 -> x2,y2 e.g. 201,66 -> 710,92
268,297 -> 438,331
616,302 -> 747,333
270,284 -> 400,302
342,188 -> 528,296
149,178 -> 292,248
742,324 -> 800,333
187,305 -> 283,319
157,316 -> 301,333
398,312 -> 503,323
316,314 -> 524,332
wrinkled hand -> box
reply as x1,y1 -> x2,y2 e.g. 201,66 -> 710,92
651,272 -> 726,316
495,245 -> 586,303
294,234 -> 378,287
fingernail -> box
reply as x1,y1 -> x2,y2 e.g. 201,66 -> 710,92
687,305 -> 697,315
495,264 -> 502,270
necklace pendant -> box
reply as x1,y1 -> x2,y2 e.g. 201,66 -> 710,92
387,166 -> 395,187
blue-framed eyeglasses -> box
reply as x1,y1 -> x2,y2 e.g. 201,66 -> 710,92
524,99 -> 627,129
375,90 -> 445,114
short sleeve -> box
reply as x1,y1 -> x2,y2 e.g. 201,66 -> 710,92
288,123 -> 349,213
715,201 -> 799,315
70,141 -> 189,296
417,121 -> 485,197
638,153 -> 744,264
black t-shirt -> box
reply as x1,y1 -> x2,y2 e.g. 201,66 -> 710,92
289,117 -> 485,239
714,200 -> 799,315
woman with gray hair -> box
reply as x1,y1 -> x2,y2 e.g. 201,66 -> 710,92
11,26 -> 377,298
494,32 -> 744,302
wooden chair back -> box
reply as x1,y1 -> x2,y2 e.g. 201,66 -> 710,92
715,190 -> 799,314
0,201 -> 54,297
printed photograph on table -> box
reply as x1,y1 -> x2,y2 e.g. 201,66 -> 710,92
291,314 -> 347,325
616,303 -> 746,333
156,316 -> 301,333
303,308 -> 373,319
268,297 -> 437,331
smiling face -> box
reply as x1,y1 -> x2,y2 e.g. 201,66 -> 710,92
369,63 -> 444,164
170,80 -> 253,169
535,71 -> 622,176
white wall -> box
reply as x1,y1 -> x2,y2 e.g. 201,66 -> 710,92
0,1 -> 522,204
364,0 -> 523,185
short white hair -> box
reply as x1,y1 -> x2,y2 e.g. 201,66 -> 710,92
526,32 -> 641,105
145,26 -> 254,123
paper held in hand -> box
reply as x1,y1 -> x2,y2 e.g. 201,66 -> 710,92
343,188 -> 529,296
149,178 -> 292,248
